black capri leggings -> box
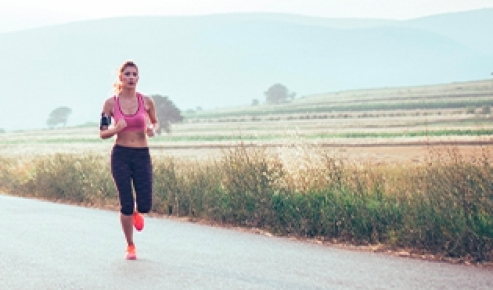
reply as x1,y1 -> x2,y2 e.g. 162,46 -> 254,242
111,145 -> 153,216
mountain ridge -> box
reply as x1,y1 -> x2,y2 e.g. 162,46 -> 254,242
0,9 -> 492,131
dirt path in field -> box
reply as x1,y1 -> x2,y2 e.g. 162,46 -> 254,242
150,139 -> 493,164
336,145 -> 491,164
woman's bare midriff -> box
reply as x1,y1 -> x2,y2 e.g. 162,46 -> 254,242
115,131 -> 148,148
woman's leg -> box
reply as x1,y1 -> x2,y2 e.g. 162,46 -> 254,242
111,146 -> 135,246
120,214 -> 134,246
132,148 -> 153,214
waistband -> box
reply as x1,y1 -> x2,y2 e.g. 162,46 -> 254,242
113,144 -> 150,151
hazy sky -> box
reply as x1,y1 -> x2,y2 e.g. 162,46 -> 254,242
1,0 -> 493,31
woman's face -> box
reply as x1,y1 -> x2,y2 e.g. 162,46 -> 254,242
120,66 -> 139,89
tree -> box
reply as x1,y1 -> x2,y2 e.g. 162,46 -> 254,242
251,99 -> 259,106
150,95 -> 183,134
47,106 -> 72,128
288,92 -> 296,101
264,83 -> 295,104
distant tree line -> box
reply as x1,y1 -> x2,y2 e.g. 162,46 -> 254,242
43,83 -> 299,129
45,95 -> 183,133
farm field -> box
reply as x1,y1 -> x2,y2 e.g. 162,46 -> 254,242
2,78 -> 493,163
2,121 -> 492,164
2,78 -> 493,164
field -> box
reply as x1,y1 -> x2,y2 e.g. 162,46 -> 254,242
3,79 -> 493,161
2,124 -> 492,164
1,79 -> 493,264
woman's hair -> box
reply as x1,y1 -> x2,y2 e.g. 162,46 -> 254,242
113,60 -> 139,95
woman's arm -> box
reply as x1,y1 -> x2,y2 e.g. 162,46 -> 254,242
145,96 -> 159,137
100,122 -> 126,139
99,98 -> 125,139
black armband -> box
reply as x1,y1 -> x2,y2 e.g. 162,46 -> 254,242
100,113 -> 111,130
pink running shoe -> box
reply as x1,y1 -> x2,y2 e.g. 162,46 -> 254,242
125,244 -> 137,260
133,212 -> 144,231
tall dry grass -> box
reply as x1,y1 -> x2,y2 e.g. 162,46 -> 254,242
0,142 -> 491,262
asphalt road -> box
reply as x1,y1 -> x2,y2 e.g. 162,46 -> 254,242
1,194 -> 491,290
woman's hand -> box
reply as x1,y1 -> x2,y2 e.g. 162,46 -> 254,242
146,126 -> 155,137
100,119 -> 126,139
114,119 -> 127,132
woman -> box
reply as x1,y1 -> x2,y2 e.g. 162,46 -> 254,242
99,60 -> 159,260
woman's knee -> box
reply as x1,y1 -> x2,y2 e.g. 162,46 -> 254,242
120,205 -> 134,216
137,201 -> 152,214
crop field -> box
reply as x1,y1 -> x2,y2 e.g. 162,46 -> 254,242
3,79 -> 493,163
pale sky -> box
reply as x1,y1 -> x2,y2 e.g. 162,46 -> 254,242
1,0 -> 493,32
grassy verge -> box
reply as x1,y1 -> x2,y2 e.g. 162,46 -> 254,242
0,143 -> 492,263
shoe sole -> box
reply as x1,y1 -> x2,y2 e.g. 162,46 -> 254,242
134,214 -> 144,231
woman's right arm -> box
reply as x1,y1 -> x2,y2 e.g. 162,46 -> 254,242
100,98 -> 118,139
100,125 -> 119,139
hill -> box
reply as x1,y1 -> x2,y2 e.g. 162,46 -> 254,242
0,9 -> 492,131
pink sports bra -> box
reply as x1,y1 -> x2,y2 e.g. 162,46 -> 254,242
113,93 -> 148,132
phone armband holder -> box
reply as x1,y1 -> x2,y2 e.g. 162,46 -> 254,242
100,113 -> 111,130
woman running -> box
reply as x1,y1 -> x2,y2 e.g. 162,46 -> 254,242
99,60 -> 159,260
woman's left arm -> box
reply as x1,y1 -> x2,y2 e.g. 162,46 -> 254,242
145,96 -> 159,137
